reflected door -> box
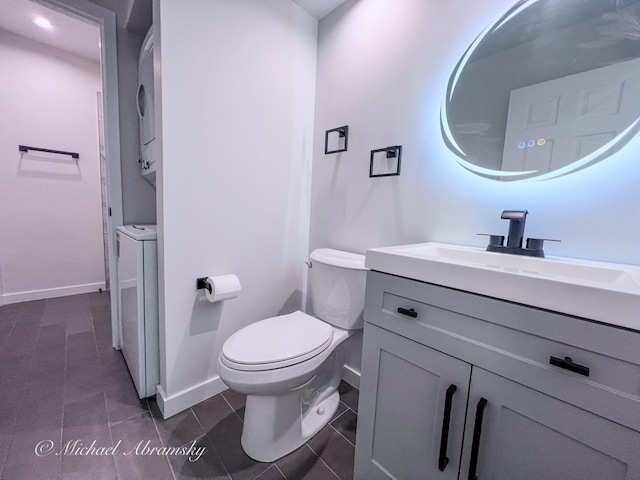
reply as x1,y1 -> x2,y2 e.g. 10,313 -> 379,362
502,58 -> 640,174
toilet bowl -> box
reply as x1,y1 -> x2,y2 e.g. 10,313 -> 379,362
217,248 -> 367,462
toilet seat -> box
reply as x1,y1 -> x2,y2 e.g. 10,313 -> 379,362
220,311 -> 333,372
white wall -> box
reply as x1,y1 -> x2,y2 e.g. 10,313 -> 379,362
0,29 -> 106,303
154,0 -> 317,416
310,0 -> 640,379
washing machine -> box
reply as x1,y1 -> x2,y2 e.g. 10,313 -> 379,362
116,224 -> 158,398
137,28 -> 156,187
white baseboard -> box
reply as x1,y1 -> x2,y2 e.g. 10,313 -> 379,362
156,376 -> 228,419
342,364 -> 360,390
1,282 -> 107,305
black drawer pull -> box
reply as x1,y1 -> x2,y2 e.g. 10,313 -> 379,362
438,384 -> 457,471
397,307 -> 418,318
549,356 -> 590,377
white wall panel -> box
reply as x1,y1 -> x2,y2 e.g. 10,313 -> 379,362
155,0 -> 317,415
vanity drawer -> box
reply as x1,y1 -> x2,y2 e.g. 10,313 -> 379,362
364,271 -> 640,430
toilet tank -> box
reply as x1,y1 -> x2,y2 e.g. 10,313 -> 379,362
309,248 -> 368,330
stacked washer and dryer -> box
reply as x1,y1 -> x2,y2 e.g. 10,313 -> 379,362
137,28 -> 156,187
115,28 -> 159,399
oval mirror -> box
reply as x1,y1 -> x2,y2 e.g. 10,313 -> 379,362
442,0 -> 640,181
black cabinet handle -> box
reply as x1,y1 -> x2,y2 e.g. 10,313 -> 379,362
549,356 -> 590,377
397,307 -> 417,318
438,384 -> 457,471
468,398 -> 488,480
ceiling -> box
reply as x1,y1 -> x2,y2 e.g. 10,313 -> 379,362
0,0 -> 347,64
292,0 -> 348,19
0,0 -> 100,61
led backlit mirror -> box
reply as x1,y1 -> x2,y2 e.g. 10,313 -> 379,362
442,0 -> 640,181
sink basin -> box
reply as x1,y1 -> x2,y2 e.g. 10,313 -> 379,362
365,242 -> 640,330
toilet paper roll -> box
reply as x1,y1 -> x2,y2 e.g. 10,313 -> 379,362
205,274 -> 241,303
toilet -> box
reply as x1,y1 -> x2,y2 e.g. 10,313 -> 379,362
217,248 -> 367,462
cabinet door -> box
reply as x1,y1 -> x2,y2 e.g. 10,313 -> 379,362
355,324 -> 471,480
460,368 -> 640,480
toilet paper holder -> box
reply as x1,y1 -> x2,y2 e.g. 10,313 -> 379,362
197,275 -> 242,303
196,277 -> 212,294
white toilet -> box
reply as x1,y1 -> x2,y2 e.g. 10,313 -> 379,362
217,248 -> 367,462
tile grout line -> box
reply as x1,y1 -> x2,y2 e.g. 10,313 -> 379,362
62,296 -> 109,478
220,391 -> 245,424
0,304 -> 25,480
105,421 -> 120,480
310,450 -> 343,480
58,296 -> 67,480
107,408 -> 150,428
217,392 -> 281,478
272,463 -> 287,479
328,403 -> 357,447
188,408 -> 233,480
0,308 -> 19,356
328,422 -> 355,448
39,296 -> 65,480
95,304 -> 153,431
332,404 -> 350,422
101,391 -> 124,480
89,292 -> 170,480
146,398 -> 179,480
307,410 -> 356,480
90,300 -> 130,480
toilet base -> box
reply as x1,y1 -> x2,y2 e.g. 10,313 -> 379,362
241,386 -> 340,462
230,338 -> 349,462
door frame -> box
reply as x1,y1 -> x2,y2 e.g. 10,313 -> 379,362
33,0 -> 123,348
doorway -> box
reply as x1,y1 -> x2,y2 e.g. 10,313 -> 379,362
0,0 -> 123,340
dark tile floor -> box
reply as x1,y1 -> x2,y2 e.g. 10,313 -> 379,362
0,293 -> 359,480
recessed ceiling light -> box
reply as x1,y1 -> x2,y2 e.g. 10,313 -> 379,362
34,17 -> 53,30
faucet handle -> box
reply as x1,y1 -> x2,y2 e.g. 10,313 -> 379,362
526,238 -> 561,251
477,233 -> 504,247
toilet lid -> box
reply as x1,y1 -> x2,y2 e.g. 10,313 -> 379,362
220,311 -> 333,371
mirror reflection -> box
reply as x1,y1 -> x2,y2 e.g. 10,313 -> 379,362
442,0 -> 640,181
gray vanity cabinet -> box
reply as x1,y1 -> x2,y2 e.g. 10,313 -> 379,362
460,368 -> 640,479
354,271 -> 640,479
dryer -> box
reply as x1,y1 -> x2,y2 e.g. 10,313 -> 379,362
137,28 -> 156,187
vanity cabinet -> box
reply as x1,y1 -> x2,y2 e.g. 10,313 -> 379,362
355,323 -> 470,479
354,271 -> 640,480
